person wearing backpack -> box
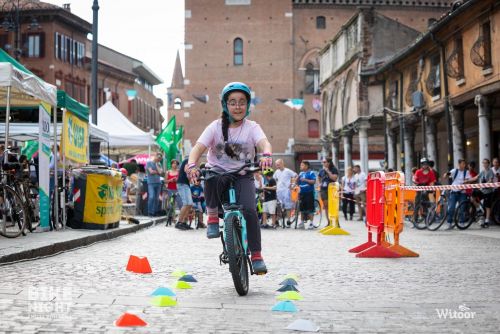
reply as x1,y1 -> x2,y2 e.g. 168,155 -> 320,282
442,159 -> 470,230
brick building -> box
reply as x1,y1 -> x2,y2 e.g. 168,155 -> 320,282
169,0 -> 454,169
0,1 -> 162,134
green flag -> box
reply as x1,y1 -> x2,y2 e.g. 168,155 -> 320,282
174,125 -> 183,158
21,140 -> 39,160
156,116 -> 176,154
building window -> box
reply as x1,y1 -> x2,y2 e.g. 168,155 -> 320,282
54,32 -> 84,67
174,97 -> 182,110
316,16 -> 326,29
425,54 -> 441,97
308,119 -> 319,138
446,35 -> 464,79
22,33 -> 44,58
233,38 -> 243,66
471,21 -> 492,69
304,63 -> 319,95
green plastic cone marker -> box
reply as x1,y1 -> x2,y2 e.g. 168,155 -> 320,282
171,269 -> 187,278
175,280 -> 192,289
150,296 -> 177,307
271,300 -> 298,312
277,291 -> 303,301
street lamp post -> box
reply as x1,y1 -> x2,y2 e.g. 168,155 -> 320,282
1,0 -> 41,60
91,0 -> 99,125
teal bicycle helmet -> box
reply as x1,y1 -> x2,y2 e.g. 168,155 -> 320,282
221,82 -> 252,122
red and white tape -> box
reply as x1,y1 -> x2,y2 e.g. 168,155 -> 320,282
401,182 -> 500,191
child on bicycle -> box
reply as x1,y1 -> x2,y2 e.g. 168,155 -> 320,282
186,82 -> 272,274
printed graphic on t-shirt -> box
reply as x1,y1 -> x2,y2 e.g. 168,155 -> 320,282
213,141 -> 255,162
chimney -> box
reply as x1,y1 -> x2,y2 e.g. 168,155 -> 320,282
63,3 -> 71,11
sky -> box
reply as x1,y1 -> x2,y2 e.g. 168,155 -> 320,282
44,0 -> 185,122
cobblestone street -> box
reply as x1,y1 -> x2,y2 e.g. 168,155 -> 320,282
1,219 -> 499,333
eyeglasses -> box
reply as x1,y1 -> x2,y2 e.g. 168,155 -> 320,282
227,100 -> 247,108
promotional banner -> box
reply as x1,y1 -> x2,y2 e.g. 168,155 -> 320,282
83,173 -> 123,225
21,140 -> 38,159
156,116 -> 176,153
63,110 -> 89,164
38,102 -> 51,230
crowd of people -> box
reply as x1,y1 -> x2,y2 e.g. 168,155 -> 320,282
411,157 -> 500,229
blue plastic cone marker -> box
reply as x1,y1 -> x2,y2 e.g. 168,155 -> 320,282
171,269 -> 186,278
277,291 -> 303,301
286,319 -> 320,332
271,300 -> 298,313
179,274 -> 198,283
175,280 -> 192,289
279,278 -> 298,286
277,284 -> 299,292
150,287 -> 176,297
150,295 -> 177,307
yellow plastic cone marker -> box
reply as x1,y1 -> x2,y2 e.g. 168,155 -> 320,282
175,280 -> 192,289
277,291 -> 303,301
283,274 -> 299,281
150,295 -> 177,307
171,269 -> 187,278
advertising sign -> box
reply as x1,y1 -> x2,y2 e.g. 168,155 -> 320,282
63,111 -> 88,164
38,102 -> 51,230
83,173 -> 123,224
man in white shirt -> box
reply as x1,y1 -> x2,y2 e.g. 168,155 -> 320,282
274,159 -> 297,225
442,159 -> 470,230
353,165 -> 367,221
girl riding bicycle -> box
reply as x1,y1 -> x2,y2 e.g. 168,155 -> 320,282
186,82 -> 272,274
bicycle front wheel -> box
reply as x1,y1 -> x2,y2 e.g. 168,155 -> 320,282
426,202 -> 447,231
0,185 -> 27,238
412,202 -> 429,230
311,199 -> 323,228
224,215 -> 249,296
455,201 -> 475,230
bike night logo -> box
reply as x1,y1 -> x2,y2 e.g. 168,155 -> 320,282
28,285 -> 72,320
435,304 -> 476,319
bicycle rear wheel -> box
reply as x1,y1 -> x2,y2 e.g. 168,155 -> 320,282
426,201 -> 447,231
0,185 -> 27,238
224,215 -> 249,296
455,201 -> 475,230
311,199 -> 323,228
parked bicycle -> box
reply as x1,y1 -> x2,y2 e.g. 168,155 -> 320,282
202,162 -> 264,296
0,168 -> 28,238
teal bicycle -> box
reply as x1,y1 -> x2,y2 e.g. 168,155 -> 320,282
202,162 -> 263,296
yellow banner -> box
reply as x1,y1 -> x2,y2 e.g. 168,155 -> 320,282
63,111 -> 88,164
83,173 -> 123,224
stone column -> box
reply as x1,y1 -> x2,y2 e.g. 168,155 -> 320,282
387,128 -> 397,170
475,95 -> 491,163
331,133 -> 340,168
426,116 -> 438,165
450,107 -> 465,162
404,124 -> 415,185
342,130 -> 353,170
358,121 -> 370,174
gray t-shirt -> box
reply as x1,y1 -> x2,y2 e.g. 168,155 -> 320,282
146,161 -> 162,184
478,169 -> 495,194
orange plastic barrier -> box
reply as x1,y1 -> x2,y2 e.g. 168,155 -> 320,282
290,185 -> 299,202
349,171 -> 400,258
384,172 -> 419,257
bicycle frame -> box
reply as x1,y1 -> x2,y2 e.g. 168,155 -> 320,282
221,186 -> 249,256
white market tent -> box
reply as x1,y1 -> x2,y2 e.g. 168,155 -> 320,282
94,101 -> 155,147
0,122 -> 109,142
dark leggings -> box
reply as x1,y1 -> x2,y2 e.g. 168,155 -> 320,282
342,193 -> 355,219
204,174 -> 261,252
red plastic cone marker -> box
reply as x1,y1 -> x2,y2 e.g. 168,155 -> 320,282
114,312 -> 147,327
126,255 -> 152,274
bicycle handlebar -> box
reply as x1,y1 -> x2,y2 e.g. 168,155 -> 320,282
201,161 -> 261,181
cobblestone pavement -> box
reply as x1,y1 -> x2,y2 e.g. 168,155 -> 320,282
0,217 -> 499,333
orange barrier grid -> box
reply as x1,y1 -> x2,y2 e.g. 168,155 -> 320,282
384,172 -> 419,257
